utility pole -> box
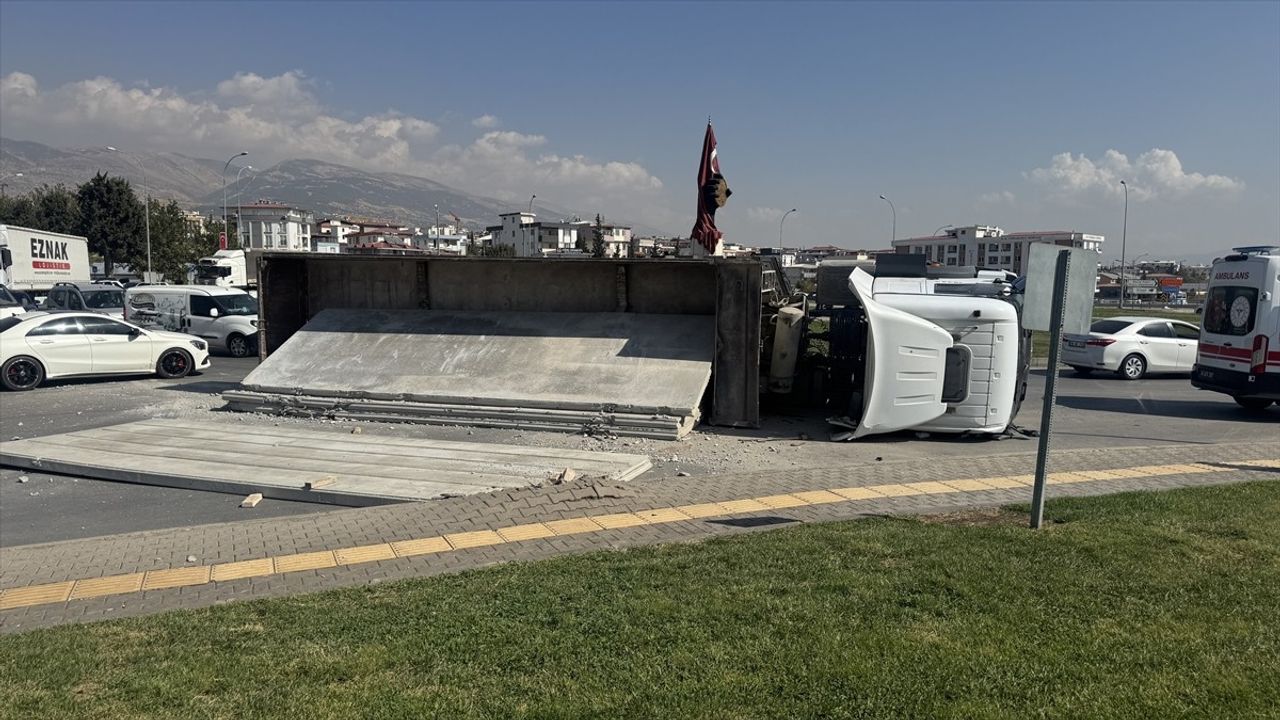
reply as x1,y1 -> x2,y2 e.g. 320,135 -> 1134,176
779,208 -> 796,253
1119,180 -> 1129,309
434,203 -> 440,250
222,151 -> 249,247
879,194 -> 896,243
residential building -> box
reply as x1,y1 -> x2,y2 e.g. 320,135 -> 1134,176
569,220 -> 633,258
181,210 -> 207,236
892,225 -> 1103,275
228,202 -> 315,252
489,212 -> 580,257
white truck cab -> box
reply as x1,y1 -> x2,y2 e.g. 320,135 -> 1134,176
124,285 -> 260,358
831,265 -> 1027,439
1191,246 -> 1280,409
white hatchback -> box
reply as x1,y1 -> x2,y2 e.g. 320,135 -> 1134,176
1060,316 -> 1201,380
0,311 -> 211,391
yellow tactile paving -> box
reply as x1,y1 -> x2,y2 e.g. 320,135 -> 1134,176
69,573 -> 145,600
497,523 -> 556,542
0,582 -> 74,610
792,490 -> 847,504
716,498 -> 771,514
210,558 -> 276,582
142,566 -> 211,591
272,551 -> 336,573
591,513 -> 650,529
830,486 -> 885,500
0,456 -> 1266,612
444,530 -> 504,549
544,517 -> 605,535
673,503 -> 727,518
334,544 -> 397,566
390,536 -> 451,557
755,494 -> 811,509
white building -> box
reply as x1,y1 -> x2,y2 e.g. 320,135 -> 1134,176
569,221 -> 634,258
891,225 -> 1103,275
410,232 -> 469,255
488,212 -> 580,257
230,202 -> 315,251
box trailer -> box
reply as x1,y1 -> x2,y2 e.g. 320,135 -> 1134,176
0,225 -> 91,292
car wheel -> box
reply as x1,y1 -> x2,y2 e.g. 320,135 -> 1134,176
1233,397 -> 1274,410
1070,366 -> 1094,377
1118,354 -> 1146,380
1,356 -> 45,391
226,333 -> 251,358
156,349 -> 194,379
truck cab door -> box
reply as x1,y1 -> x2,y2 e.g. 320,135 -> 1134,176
848,268 -> 953,438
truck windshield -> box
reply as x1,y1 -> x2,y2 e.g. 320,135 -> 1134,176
196,265 -> 232,278
83,290 -> 125,309
215,294 -> 258,316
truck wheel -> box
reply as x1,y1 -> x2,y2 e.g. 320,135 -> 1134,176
2,356 -> 45,391
1070,366 -> 1094,377
227,333 -> 252,358
156,349 -> 194,379
1118,354 -> 1146,380
1233,397 -> 1274,410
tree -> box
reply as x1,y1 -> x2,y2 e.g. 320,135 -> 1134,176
0,194 -> 40,228
146,199 -> 209,281
591,213 -> 605,258
77,173 -> 144,277
30,184 -> 82,235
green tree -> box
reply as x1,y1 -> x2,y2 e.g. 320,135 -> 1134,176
0,194 -> 40,228
591,213 -> 605,258
77,173 -> 144,276
30,184 -> 82,235
146,199 -> 209,281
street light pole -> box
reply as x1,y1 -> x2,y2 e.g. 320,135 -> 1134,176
222,151 -> 249,246
234,165 -> 253,249
778,208 -> 796,253
879,194 -> 896,243
434,203 -> 440,250
1119,180 -> 1129,309
107,147 -> 151,281
934,224 -> 953,236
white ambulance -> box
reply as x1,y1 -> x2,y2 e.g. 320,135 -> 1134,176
1191,246 -> 1280,409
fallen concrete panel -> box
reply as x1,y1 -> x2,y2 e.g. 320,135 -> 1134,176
0,419 -> 651,506
234,309 -> 715,438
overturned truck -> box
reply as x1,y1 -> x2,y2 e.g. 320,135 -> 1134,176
225,253 -> 1028,441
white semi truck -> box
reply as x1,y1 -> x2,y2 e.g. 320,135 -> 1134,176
0,225 -> 92,293
193,249 -> 260,290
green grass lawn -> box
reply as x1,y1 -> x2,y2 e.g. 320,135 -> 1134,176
3,482 -> 1278,719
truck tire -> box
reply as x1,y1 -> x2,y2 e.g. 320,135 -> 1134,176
1233,397 -> 1274,410
2,356 -> 45,391
227,333 -> 252,358
156,349 -> 194,379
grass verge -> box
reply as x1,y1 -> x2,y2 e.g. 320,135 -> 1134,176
2,481 -> 1278,719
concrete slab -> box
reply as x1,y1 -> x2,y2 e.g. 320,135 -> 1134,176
0,419 -> 651,506
234,309 -> 715,437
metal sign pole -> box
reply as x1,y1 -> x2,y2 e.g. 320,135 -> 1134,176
1030,250 -> 1071,529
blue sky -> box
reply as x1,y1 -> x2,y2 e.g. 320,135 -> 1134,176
2,1 -> 1277,259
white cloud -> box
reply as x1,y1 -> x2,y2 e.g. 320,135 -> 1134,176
0,71 -> 666,223
978,190 -> 1016,206
746,206 -> 787,223
1028,148 -> 1243,201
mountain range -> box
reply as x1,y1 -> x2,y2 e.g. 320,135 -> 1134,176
0,138 -> 657,234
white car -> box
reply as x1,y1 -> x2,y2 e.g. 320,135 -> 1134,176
0,311 -> 211,391
1061,316 -> 1201,380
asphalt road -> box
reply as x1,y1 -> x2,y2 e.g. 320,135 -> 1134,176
1,356 -> 1275,548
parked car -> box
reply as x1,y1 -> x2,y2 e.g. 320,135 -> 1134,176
0,311 -> 210,391
124,285 -> 260,357
1061,316 -> 1201,380
40,282 -> 126,318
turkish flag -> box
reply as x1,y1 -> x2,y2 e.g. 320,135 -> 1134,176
690,122 -> 731,254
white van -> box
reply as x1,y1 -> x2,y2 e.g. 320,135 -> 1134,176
124,285 -> 260,358
1191,246 -> 1280,409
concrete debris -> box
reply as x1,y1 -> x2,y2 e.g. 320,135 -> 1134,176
351,427 -> 363,435
677,471 -> 691,477
186,555 -> 197,563
240,493 -> 264,508
304,476 -> 337,490
17,475 -> 28,483
555,467 -> 578,484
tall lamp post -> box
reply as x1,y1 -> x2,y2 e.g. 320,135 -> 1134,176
778,208 -> 797,253
434,203 -> 440,250
234,165 -> 254,248
1119,180 -> 1129,309
106,147 -> 151,281
222,151 -> 249,245
879,194 -> 896,243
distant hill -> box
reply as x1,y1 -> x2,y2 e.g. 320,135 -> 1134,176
0,138 -> 658,234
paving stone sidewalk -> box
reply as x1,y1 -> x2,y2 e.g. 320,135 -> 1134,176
2,439 -> 1277,633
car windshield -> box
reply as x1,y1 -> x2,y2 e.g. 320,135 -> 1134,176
82,290 -> 125,309
215,294 -> 258,315
0,286 -> 17,307
1090,320 -> 1133,334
